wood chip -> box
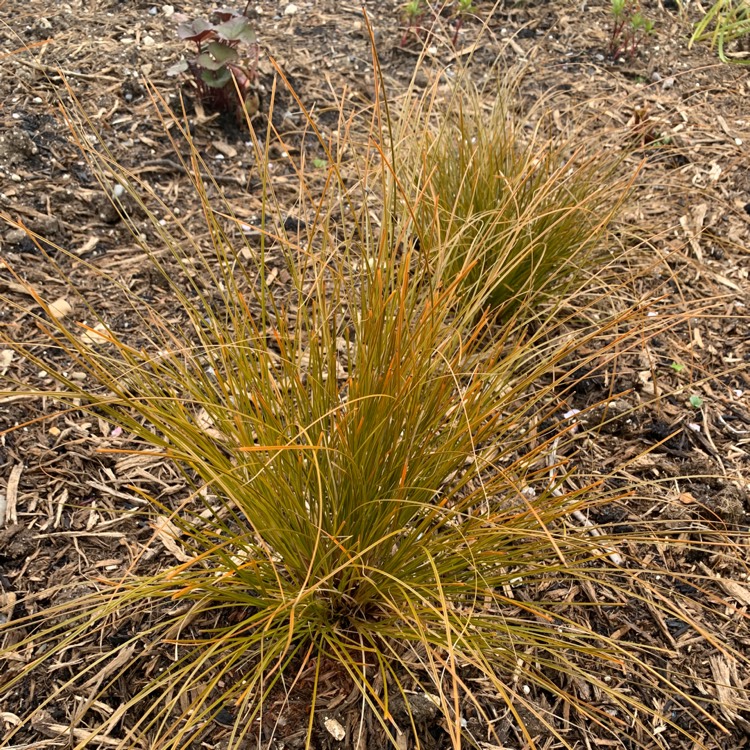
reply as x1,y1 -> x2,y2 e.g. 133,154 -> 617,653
0,349 -> 12,375
4,463 -> 22,526
718,579 -> 750,607
80,322 -> 112,345
74,236 -> 101,255
31,712 -> 121,746
47,297 -> 72,320
80,644 -> 137,690
0,591 -> 17,625
324,717 -> 346,741
0,711 -> 22,727
213,139 -> 238,158
150,515 -> 191,562
713,273 -> 741,291
709,654 -> 750,722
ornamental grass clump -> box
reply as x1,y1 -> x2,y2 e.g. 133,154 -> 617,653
401,75 -> 630,316
0,67 -> 748,750
689,0 -> 750,63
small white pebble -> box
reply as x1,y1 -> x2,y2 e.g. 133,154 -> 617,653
522,684 -> 531,695
283,3 -> 298,14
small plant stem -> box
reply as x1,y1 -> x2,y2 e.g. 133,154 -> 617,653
452,17 -> 464,47
609,17 -> 626,58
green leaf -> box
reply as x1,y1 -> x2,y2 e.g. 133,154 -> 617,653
206,40 -> 239,63
197,42 -> 237,71
197,53 -> 223,71
670,361 -> 685,373
215,15 -> 257,45
404,0 -> 422,17
177,18 -> 215,43
631,12 -> 654,31
166,59 -> 189,77
689,394 -> 704,408
312,158 -> 328,168
201,66 -> 232,88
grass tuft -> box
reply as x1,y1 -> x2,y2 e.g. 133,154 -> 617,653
0,64 -> 748,750
398,72 -> 632,316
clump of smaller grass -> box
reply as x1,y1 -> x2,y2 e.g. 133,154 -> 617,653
399,73 -> 632,317
689,0 -> 750,63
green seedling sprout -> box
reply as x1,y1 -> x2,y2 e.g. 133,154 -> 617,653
452,0 -> 476,46
170,6 -> 259,120
400,0 -> 426,47
609,0 -> 655,60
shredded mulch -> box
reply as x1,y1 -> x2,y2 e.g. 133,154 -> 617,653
1,0 -> 749,748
